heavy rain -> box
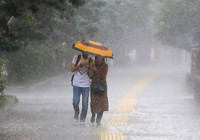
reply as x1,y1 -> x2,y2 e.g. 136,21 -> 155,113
0,0 -> 200,140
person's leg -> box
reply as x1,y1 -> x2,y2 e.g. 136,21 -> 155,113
80,87 -> 89,122
73,86 -> 81,120
90,112 -> 96,123
96,112 -> 103,125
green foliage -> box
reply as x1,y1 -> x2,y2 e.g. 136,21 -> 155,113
0,95 -> 18,109
0,0 -> 88,85
23,12 -> 37,27
29,4 -> 39,13
0,0 -> 75,52
47,0 -> 68,11
0,59 -> 6,94
0,0 -> 153,85
86,23 -> 100,37
93,0 -> 152,63
155,0 -> 200,48
69,0 -> 87,7
4,44 -> 73,85
0,39 -> 22,51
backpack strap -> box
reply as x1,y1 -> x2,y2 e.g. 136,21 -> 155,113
89,57 -> 93,63
75,55 -> 81,66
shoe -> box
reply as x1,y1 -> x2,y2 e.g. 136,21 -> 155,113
96,122 -> 101,127
96,118 -> 101,127
90,117 -> 95,123
80,120 -> 85,127
90,113 -> 95,123
96,112 -> 103,125
96,118 -> 101,124
80,119 -> 85,123
74,114 -> 79,121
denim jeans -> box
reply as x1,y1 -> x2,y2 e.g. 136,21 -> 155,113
73,86 -> 89,121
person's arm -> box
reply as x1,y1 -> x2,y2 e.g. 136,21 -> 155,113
71,61 -> 89,72
97,64 -> 108,82
88,61 -> 96,78
71,63 -> 82,72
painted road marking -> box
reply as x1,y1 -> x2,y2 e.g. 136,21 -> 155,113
98,75 -> 155,140
99,131 -> 123,140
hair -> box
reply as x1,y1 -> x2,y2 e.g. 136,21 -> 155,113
95,57 -> 105,66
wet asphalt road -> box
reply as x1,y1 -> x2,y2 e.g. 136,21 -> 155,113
1,65 -> 200,140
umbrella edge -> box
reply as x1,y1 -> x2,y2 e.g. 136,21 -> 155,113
72,45 -> 113,59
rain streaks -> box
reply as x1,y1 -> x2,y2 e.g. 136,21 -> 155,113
98,75 -> 155,139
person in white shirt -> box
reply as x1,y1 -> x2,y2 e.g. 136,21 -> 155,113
71,52 -> 92,122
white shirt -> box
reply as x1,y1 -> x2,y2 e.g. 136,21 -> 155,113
72,55 -> 90,87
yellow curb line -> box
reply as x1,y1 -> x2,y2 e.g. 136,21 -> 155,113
98,75 -> 155,140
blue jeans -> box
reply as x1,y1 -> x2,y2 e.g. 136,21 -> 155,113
73,86 -> 89,121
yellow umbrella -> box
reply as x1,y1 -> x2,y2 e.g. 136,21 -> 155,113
72,40 -> 113,58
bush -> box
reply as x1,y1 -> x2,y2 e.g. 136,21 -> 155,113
4,44 -> 73,85
0,59 -> 6,94
0,95 -> 18,109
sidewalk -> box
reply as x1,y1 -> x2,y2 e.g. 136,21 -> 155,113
0,65 -> 200,140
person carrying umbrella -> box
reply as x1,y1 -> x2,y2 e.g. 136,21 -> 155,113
72,40 -> 113,125
71,52 -> 92,122
88,56 -> 109,125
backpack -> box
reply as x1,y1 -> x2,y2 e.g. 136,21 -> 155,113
71,55 -> 81,86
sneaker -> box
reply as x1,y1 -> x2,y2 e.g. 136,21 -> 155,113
80,120 -> 85,126
74,114 -> 79,121
80,119 -> 85,123
90,116 -> 95,123
96,122 -> 101,127
96,118 -> 101,124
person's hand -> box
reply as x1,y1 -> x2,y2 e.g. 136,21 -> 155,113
88,61 -> 96,71
80,62 -> 88,67
88,61 -> 94,67
93,65 -> 97,71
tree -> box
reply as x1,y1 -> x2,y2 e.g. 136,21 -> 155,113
0,0 -> 87,85
0,0 -> 154,86
155,0 -> 200,50
0,59 -> 6,95
0,0 -> 88,51
94,0 -> 152,64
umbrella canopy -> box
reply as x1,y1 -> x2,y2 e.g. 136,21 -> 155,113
72,40 -> 113,58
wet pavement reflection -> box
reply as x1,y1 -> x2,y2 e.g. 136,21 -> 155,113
1,65 -> 200,140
